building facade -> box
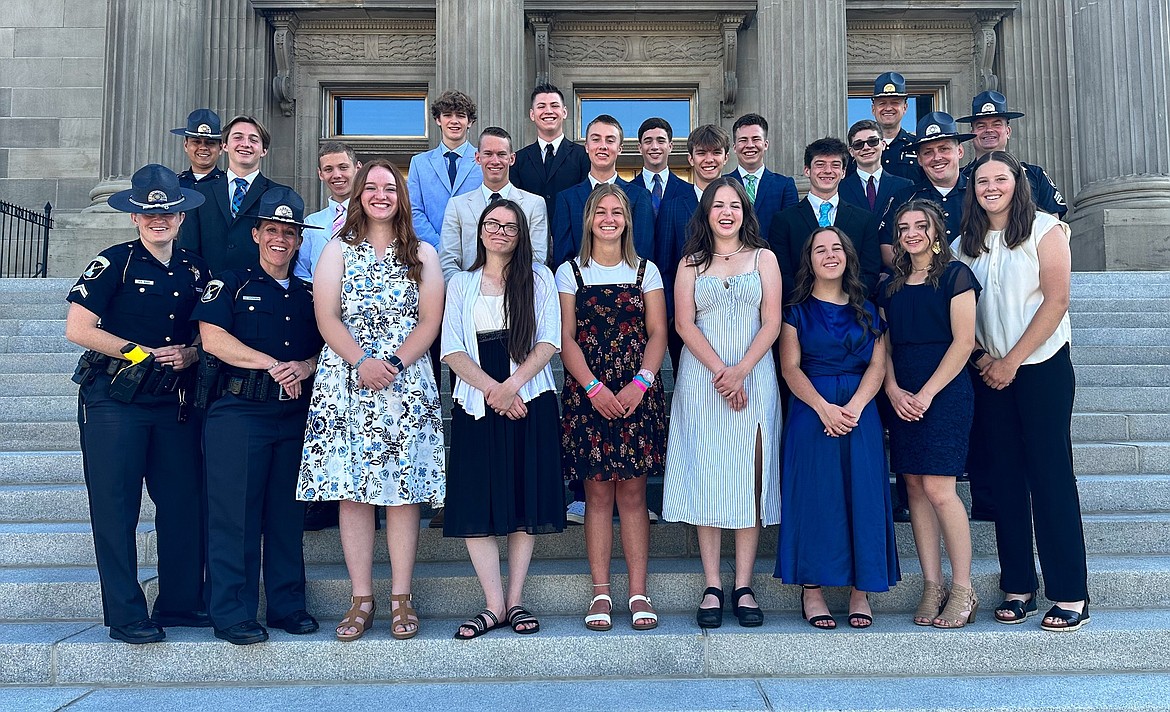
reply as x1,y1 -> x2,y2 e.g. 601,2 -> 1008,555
2,0 -> 1168,275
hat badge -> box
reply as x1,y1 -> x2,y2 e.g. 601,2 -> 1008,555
980,102 -> 996,113
275,205 -> 294,219
147,190 -> 168,204
197,123 -> 212,135
883,83 -> 896,93
925,124 -> 942,136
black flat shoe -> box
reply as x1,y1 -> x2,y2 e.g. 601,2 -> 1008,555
151,609 -> 212,628
696,586 -> 724,629
731,586 -> 764,627
214,620 -> 269,645
801,585 -> 836,630
268,610 -> 319,635
994,595 -> 1037,624
109,619 -> 166,644
1041,604 -> 1090,632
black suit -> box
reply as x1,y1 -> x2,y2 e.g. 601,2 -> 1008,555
768,198 -> 881,305
512,140 -> 591,224
839,169 -> 914,217
179,173 -> 289,275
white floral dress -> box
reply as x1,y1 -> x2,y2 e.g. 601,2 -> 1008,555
297,241 -> 445,506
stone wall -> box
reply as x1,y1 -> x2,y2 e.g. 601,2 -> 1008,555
0,0 -> 107,212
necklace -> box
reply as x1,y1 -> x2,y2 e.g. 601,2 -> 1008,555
713,244 -> 747,261
911,266 -> 930,273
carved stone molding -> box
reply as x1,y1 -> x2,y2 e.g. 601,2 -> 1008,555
847,20 -> 975,63
294,32 -> 436,63
720,14 -> 745,118
268,11 -> 299,117
548,35 -> 632,63
529,13 -> 553,86
974,11 -> 1006,91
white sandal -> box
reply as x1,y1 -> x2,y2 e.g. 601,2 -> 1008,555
584,593 -> 612,631
629,594 -> 658,631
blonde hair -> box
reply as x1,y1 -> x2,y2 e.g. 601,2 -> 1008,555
579,183 -> 638,267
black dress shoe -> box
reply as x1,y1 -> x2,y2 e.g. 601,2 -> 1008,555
109,619 -> 166,644
152,609 -> 212,627
731,586 -> 764,627
214,620 -> 269,645
696,586 -> 724,629
268,610 -> 319,635
892,506 -> 911,523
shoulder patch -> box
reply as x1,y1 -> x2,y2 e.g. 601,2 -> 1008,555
189,264 -> 201,282
202,279 -> 224,303
82,256 -> 110,280
70,283 -> 89,299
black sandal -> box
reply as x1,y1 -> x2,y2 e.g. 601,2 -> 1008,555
848,592 -> 873,629
994,595 -> 1037,624
454,609 -> 503,639
506,605 -> 540,634
1040,604 -> 1090,632
696,586 -> 724,629
801,585 -> 836,630
731,586 -> 764,627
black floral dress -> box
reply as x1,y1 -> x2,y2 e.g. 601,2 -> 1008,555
561,259 -> 667,482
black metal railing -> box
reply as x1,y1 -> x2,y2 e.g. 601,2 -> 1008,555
0,201 -> 53,278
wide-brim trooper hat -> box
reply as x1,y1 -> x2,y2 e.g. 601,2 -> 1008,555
244,186 -> 322,230
872,72 -> 909,98
170,108 -> 223,139
107,164 -> 206,214
957,91 -> 1026,123
908,112 -> 976,148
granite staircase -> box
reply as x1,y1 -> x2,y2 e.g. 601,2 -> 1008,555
1,273 -> 1169,711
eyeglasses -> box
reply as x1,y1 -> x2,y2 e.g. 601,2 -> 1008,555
483,220 -> 520,237
850,137 -> 882,151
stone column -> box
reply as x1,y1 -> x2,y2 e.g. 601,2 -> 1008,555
202,0 -> 273,121
435,0 -> 527,140
87,0 -> 205,209
998,1 -> 1077,216
755,0 -> 847,174
1069,0 -> 1170,270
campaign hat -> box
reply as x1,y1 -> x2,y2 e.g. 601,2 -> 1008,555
170,108 -> 223,139
957,91 -> 1026,123
246,187 -> 322,229
908,112 -> 976,148
107,164 -> 205,214
872,72 -> 909,98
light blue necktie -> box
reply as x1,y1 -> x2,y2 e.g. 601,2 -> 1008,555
818,201 -> 833,227
231,177 -> 248,218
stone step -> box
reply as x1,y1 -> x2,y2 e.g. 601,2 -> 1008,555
1070,271 -> 1170,284
5,673 -> 1170,712
0,483 -> 151,523
0,335 -> 79,354
1,608 -> 1166,686
0,303 -> 68,320
1071,328 -> 1170,346
0,352 -> 80,374
1071,297 -> 1170,312
1069,283 -> 1170,298
0,523 -> 153,567
1074,386 -> 1170,413
0,372 -> 75,396
0,319 -> 66,337
0,395 -> 76,422
0,451 -> 84,485
1074,364 -> 1170,386
1071,312 -> 1170,328
0,422 -> 78,452
1072,345 -> 1170,365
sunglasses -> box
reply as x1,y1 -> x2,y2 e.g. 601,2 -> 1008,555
850,137 -> 882,151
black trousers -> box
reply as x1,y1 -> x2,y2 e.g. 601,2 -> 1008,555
204,394 -> 309,629
971,344 -> 1088,601
78,375 -> 205,627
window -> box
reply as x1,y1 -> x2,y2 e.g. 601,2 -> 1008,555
576,91 -> 695,140
847,93 -> 936,134
327,91 -> 428,138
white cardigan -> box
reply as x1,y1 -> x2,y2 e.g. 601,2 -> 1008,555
441,263 -> 561,419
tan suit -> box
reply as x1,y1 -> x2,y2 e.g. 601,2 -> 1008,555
438,186 -> 548,283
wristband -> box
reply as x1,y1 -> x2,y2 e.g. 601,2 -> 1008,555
968,348 -> 988,368
637,368 -> 655,386
387,354 -> 405,371
584,379 -> 603,398
631,377 -> 649,393
353,352 -> 372,370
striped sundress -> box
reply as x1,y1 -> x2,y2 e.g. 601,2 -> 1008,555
662,250 -> 782,528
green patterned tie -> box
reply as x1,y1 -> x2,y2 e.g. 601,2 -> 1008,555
744,174 -> 758,204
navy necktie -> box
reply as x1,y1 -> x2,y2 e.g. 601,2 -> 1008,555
866,176 -> 877,210
651,174 -> 663,214
231,177 -> 248,218
445,151 -> 458,188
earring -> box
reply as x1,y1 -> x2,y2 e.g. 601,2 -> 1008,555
931,241 -> 942,255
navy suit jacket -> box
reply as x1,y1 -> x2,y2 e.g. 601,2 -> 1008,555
839,169 -> 914,217
768,198 -> 881,304
179,172 -> 289,274
633,171 -> 691,213
512,140 -> 591,223
725,169 -> 798,240
551,177 -> 656,267
652,187 -> 699,317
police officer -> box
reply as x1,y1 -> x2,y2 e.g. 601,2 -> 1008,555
957,90 -> 1067,218
870,71 -> 926,183
64,164 -> 210,644
193,186 -> 323,645
171,108 -> 226,189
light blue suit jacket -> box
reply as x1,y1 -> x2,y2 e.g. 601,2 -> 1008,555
407,141 -> 483,249
293,198 -> 346,281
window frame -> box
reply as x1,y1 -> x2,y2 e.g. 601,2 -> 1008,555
324,88 -> 430,141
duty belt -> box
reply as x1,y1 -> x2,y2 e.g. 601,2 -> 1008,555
221,367 -> 302,402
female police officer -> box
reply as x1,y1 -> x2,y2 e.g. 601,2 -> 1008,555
193,186 -> 324,645
65,164 -> 210,644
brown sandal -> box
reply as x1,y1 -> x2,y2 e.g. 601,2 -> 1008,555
933,583 -> 978,629
336,595 -> 376,641
389,593 -> 420,640
914,581 -> 948,626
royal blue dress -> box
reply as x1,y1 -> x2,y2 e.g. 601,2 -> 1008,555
775,298 -> 900,592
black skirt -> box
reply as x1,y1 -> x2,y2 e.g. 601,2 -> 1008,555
443,330 -> 566,537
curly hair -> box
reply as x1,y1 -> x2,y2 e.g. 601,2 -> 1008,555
789,226 -> 880,336
431,90 -> 477,123
885,199 -> 954,296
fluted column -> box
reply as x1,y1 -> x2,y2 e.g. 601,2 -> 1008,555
435,0 -> 527,139
1069,0 -> 1170,269
998,1 -> 1077,211
88,0 -> 205,209
756,0 -> 847,173
203,0 -> 273,122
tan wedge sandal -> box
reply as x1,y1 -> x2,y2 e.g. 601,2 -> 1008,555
389,593 -> 420,640
336,595 -> 376,641
914,581 -> 948,626
934,583 -> 978,629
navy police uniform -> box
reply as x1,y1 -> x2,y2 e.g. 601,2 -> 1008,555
193,266 -> 322,632
67,239 -> 209,630
178,166 -> 226,190
879,172 -> 969,247
882,128 -> 925,183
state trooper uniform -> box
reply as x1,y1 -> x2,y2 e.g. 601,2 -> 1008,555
193,187 -> 323,645
957,90 -> 1068,218
66,165 -> 210,643
872,72 -> 926,183
879,112 -> 977,247
171,108 -> 226,189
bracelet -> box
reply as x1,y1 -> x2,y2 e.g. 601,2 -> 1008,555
268,360 -> 280,371
353,352 -> 372,370
631,377 -> 649,393
387,354 -> 405,371
584,379 -> 603,398
637,368 -> 655,386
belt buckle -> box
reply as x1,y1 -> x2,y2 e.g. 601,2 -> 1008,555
277,385 -> 292,401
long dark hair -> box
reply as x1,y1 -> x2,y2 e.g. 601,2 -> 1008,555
885,199 -> 953,296
959,151 -> 1036,258
341,159 -> 424,283
682,177 -> 767,271
469,199 -> 536,364
790,226 -> 879,336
